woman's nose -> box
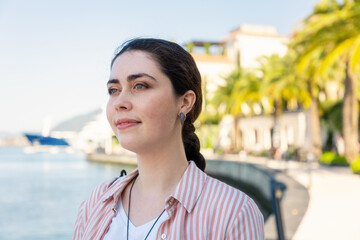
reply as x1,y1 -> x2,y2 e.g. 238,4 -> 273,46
113,90 -> 132,111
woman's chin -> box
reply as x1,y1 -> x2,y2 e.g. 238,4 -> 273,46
118,139 -> 144,153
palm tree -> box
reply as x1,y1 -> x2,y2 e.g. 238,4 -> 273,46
211,67 -> 263,150
258,54 -> 311,150
289,45 -> 327,158
290,0 -> 360,162
211,67 -> 243,116
211,54 -> 310,152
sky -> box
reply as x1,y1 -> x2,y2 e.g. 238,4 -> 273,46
0,0 -> 320,134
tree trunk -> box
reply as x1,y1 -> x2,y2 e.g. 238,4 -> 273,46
343,60 -> 358,163
233,115 -> 239,151
307,80 -> 322,158
272,99 -> 281,149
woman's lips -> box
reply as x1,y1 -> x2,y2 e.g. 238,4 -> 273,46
117,122 -> 139,130
116,118 -> 141,130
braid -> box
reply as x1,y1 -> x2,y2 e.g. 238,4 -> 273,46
182,121 -> 206,171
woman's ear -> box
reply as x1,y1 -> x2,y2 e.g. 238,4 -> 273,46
179,90 -> 196,115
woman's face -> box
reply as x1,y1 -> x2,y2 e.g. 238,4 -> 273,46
106,50 -> 182,153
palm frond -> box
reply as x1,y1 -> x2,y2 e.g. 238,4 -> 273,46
350,35 -> 360,71
317,36 -> 357,76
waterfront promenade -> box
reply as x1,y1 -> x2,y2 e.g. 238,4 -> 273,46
287,162 -> 360,240
228,154 -> 360,240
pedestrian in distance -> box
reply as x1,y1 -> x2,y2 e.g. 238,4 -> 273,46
73,38 -> 265,240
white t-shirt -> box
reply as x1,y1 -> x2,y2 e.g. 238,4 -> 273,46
103,199 -> 168,240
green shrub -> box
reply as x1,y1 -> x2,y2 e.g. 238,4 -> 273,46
320,152 -> 336,164
320,151 -> 348,165
333,155 -> 348,165
215,148 -> 224,155
351,156 -> 360,173
260,150 -> 269,157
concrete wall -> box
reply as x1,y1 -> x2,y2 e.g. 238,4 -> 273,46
206,160 -> 275,211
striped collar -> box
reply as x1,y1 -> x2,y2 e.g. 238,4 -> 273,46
102,161 -> 208,213
171,161 -> 208,213
102,168 -> 139,203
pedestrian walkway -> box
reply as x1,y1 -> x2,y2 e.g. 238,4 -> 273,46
248,156 -> 360,240
288,164 -> 360,240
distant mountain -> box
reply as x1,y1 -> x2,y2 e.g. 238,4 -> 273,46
52,108 -> 102,132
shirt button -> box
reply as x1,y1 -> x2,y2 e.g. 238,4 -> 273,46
168,199 -> 174,206
161,233 -> 167,239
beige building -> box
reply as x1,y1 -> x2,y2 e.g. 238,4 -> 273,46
187,25 -> 316,154
187,24 -> 289,104
223,24 -> 288,69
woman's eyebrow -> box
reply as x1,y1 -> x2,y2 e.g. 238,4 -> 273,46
107,73 -> 157,86
127,73 -> 157,82
107,79 -> 119,85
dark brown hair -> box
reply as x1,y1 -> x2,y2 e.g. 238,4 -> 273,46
111,38 -> 206,171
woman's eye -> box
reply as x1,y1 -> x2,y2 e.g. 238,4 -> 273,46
134,83 -> 147,90
108,88 -> 119,95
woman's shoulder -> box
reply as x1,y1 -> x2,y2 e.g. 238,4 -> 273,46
82,177 -> 119,205
205,175 -> 248,199
198,175 -> 264,237
83,168 -> 138,206
202,174 -> 263,218
73,177 -> 120,236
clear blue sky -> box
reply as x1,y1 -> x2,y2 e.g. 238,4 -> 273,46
0,0 -> 319,134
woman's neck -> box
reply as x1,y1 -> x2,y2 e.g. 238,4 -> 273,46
135,142 -> 188,197
121,135 -> 189,227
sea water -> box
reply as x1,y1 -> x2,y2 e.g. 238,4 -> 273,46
0,147 -> 135,240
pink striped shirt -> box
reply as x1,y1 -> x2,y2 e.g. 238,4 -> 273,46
73,161 -> 265,239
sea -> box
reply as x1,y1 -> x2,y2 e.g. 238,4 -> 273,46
0,147 -> 136,240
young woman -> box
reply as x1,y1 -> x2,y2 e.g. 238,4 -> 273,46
73,38 -> 264,240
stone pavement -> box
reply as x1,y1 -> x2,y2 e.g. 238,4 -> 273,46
210,154 -> 360,240
287,163 -> 360,240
